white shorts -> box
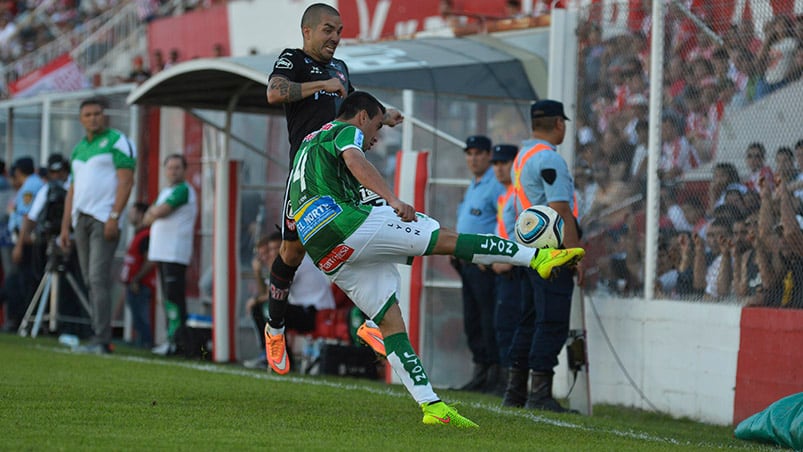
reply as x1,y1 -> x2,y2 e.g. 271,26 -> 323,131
325,206 -> 440,321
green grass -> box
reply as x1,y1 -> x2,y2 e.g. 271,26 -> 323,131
0,334 -> 775,451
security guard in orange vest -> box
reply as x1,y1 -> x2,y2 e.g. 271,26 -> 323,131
503,100 -> 583,412
489,143 -> 523,396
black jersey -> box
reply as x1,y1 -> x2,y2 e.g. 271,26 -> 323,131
269,48 -> 354,161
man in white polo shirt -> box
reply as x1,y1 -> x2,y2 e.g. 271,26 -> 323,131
59,97 -> 136,354
144,154 -> 198,356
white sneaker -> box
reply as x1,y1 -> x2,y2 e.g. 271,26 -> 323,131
243,353 -> 268,369
151,342 -> 174,356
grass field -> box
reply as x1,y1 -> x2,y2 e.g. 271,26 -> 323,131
0,334 -> 774,451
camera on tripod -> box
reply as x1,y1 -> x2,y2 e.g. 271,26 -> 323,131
38,180 -> 67,239
35,179 -> 69,267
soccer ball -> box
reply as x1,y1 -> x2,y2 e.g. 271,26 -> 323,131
515,205 -> 564,249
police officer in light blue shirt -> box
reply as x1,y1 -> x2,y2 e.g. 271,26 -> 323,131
2,156 -> 44,331
454,135 -> 506,393
8,157 -> 45,239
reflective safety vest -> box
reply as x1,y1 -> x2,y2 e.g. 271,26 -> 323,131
512,142 -> 579,218
496,185 -> 515,239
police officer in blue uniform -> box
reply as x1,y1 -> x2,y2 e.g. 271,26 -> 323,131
2,157 -> 44,331
504,100 -> 583,412
488,143 -> 522,396
454,135 -> 506,391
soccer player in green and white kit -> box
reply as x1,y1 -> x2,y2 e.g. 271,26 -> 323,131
289,91 -> 585,428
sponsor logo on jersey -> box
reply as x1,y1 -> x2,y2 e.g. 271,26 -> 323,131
310,66 -> 323,75
100,138 -> 108,147
354,130 -> 364,149
359,187 -> 386,206
318,244 -> 354,273
275,58 -> 293,70
334,71 -> 346,83
294,196 -> 342,244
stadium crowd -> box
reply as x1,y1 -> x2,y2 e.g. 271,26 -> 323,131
573,6 -> 803,309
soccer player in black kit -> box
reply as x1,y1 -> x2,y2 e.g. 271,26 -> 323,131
264,3 -> 403,374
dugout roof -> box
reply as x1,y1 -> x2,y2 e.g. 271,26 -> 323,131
126,35 -> 546,112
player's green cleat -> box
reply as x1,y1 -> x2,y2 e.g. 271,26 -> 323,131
530,247 -> 585,280
421,401 -> 478,428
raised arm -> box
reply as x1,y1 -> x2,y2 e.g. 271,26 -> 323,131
266,75 -> 346,105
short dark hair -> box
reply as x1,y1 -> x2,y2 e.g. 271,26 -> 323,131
164,153 -> 187,168
777,146 -> 794,159
337,91 -> 386,121
747,142 -> 766,158
80,96 -> 108,111
301,3 -> 339,28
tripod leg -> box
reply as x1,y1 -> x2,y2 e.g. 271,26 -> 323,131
65,272 -> 92,317
50,272 -> 61,332
31,275 -> 53,338
18,271 -> 51,337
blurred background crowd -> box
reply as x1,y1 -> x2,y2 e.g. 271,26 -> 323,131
573,5 -> 802,308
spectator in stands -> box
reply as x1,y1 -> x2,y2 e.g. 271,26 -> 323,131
775,146 -> 803,202
756,15 -> 799,98
135,0 -> 160,23
795,139 -> 803,171
708,162 -> 746,216
629,119 -> 649,191
144,154 -> 198,356
693,217 -> 733,299
729,215 -> 761,298
655,231 -> 682,298
120,202 -> 156,348
755,176 -> 803,308
661,182 -> 705,234
683,85 -> 717,162
580,23 -> 604,95
242,232 -> 335,369
165,48 -> 180,69
659,110 -> 699,182
0,12 -> 18,61
584,159 -> 632,235
729,46 -> 762,107
124,55 -> 151,84
152,49 -> 165,73
574,161 -> 596,225
743,142 -> 774,193
504,0 -> 525,19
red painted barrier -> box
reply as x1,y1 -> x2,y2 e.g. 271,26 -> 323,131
733,307 -> 803,424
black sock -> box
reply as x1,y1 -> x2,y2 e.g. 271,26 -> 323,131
267,254 -> 299,329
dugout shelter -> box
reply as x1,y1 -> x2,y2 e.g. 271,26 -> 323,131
126,33 -> 549,368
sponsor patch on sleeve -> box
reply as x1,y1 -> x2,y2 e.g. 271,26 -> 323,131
275,58 -> 293,70
293,195 -> 342,244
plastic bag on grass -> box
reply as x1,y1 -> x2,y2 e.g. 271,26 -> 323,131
734,392 -> 803,450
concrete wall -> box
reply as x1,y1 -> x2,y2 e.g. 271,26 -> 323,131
567,295 -> 742,425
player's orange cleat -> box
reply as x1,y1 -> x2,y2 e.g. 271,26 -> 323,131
357,321 -> 386,356
264,325 -> 290,375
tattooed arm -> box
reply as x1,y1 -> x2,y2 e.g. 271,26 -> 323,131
266,75 -> 346,105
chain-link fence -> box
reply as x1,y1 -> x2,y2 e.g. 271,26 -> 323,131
574,0 -> 802,308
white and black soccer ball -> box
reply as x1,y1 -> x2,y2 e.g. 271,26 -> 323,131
515,205 -> 564,249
